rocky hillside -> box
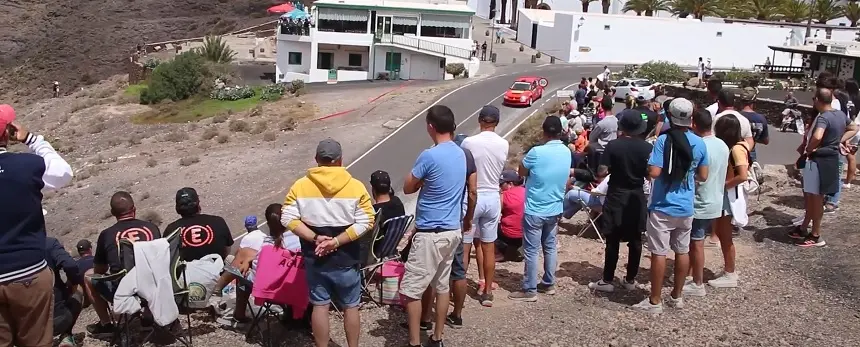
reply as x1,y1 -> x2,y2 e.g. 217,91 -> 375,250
0,0 -> 301,103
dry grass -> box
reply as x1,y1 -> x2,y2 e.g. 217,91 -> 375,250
507,100 -> 566,167
164,131 -> 189,143
262,132 -> 277,142
212,114 -> 228,124
139,210 -> 163,226
201,127 -> 219,140
228,119 -> 250,133
215,134 -> 229,144
88,122 -> 106,134
279,117 -> 298,131
249,121 -> 267,135
145,158 -> 157,168
179,156 -> 200,166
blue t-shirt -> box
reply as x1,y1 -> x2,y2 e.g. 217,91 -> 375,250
648,132 -> 709,218
412,141 -> 467,230
740,111 -> 769,162
522,140 -> 572,217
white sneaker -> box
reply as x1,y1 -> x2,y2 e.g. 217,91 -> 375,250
666,295 -> 684,309
588,279 -> 615,292
620,279 -> 637,291
844,183 -> 852,189
682,282 -> 707,297
708,272 -> 739,288
632,298 -> 663,314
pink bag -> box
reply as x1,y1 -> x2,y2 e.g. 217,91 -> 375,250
380,261 -> 405,306
252,244 -> 309,318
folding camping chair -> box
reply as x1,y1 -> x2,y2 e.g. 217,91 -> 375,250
246,245 -> 309,347
570,187 -> 606,244
107,228 -> 193,347
359,214 -> 414,306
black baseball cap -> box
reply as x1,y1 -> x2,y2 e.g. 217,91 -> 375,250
618,109 -> 647,135
76,239 -> 92,253
175,187 -> 200,216
370,170 -> 391,188
542,116 -> 563,136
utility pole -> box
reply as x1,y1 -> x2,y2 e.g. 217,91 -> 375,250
805,0 -> 816,39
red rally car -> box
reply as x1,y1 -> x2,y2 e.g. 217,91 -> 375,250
503,76 -> 548,107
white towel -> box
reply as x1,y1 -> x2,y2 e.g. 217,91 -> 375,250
112,239 -> 179,326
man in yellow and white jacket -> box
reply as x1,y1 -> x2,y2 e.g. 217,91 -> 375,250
280,138 -> 374,347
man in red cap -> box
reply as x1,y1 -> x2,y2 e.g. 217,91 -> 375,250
0,104 -> 74,347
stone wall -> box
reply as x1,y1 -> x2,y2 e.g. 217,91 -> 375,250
663,85 -> 814,126
126,57 -> 151,84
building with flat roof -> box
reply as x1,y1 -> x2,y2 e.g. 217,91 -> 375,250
769,38 -> 860,82
276,0 -> 479,83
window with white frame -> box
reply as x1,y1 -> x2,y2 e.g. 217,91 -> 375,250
420,14 -> 470,39
317,8 -> 369,33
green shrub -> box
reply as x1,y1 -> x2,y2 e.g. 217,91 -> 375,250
260,84 -> 286,101
209,85 -> 255,101
141,51 -> 206,104
287,79 -> 306,95
445,63 -> 466,78
143,59 -> 160,69
637,60 -> 687,84
196,36 -> 236,64
725,68 -> 761,86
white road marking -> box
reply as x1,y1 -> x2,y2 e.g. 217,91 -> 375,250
502,82 -> 578,139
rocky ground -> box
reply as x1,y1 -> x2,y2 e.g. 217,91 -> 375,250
16,76 -> 459,248
67,143 -> 860,346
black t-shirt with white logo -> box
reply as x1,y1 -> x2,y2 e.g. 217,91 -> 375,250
94,219 -> 162,273
165,214 -> 234,261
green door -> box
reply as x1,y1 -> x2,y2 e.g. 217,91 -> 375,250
385,52 -> 401,78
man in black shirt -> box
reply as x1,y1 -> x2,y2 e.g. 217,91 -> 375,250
85,191 -> 161,336
165,187 -> 234,261
633,95 -> 659,138
587,109 -> 652,292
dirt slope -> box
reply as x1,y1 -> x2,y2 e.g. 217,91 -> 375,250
0,0 -> 296,102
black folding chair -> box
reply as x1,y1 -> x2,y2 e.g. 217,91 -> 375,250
359,214 -> 414,305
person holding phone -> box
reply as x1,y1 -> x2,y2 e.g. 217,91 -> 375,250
0,104 -> 74,347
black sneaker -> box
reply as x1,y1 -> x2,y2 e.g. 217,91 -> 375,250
445,313 -> 463,329
400,321 -> 432,331
797,234 -> 826,248
787,226 -> 808,239
423,337 -> 444,347
86,322 -> 115,337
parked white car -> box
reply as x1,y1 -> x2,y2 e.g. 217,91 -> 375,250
613,78 -> 656,101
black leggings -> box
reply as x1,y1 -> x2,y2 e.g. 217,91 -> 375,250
602,232 -> 642,283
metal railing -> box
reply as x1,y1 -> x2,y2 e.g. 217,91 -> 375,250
378,34 -> 472,60
754,64 -> 805,75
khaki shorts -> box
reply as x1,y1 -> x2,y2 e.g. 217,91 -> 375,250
646,211 -> 692,256
399,229 -> 461,299
0,266 -> 54,347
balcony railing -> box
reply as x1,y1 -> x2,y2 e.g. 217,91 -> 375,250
280,23 -> 309,36
755,64 -> 805,76
377,34 -> 472,60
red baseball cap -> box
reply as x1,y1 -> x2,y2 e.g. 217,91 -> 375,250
0,104 -> 15,130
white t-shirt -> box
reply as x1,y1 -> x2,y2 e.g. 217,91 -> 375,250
832,98 -> 841,111
240,229 -> 267,252
461,131 -> 509,194
712,109 -> 754,140
706,102 -> 719,117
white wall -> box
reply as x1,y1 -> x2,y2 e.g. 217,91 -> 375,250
518,9 -> 812,69
314,30 -> 375,46
373,46 -> 448,80
467,0 -> 524,24
276,41 -> 312,83
317,44 -> 370,70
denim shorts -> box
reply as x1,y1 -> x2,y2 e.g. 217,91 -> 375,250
305,261 -> 362,308
691,218 -> 714,241
450,240 -> 466,281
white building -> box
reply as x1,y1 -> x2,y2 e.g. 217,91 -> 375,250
276,0 -> 480,83
514,9 -> 860,69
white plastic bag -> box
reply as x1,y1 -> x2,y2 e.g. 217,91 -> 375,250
183,254 -> 224,309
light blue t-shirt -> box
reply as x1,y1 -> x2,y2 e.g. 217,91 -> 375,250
694,136 -> 729,220
648,131 -> 709,218
412,141 -> 467,230
522,140 -> 572,217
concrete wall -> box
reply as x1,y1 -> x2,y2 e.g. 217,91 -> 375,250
517,9 -> 814,69
373,46 -> 447,80
276,40 -> 312,83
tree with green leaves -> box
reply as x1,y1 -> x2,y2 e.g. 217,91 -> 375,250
845,1 -> 860,27
197,36 -> 237,64
780,0 -> 810,23
739,0 -> 787,20
669,0 -> 721,19
623,0 -> 670,16
813,0 -> 844,24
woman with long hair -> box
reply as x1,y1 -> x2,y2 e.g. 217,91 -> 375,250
709,114 -> 749,289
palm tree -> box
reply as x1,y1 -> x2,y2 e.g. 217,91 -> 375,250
845,1 -> 860,27
669,0 -> 721,19
624,0 -> 670,16
602,0 -> 611,13
813,0 -> 843,24
740,0 -> 787,20
717,0 -> 746,18
197,36 -> 236,64
780,0 -> 810,22
510,0 -> 519,26
500,0 -> 508,24
581,0 -> 595,12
